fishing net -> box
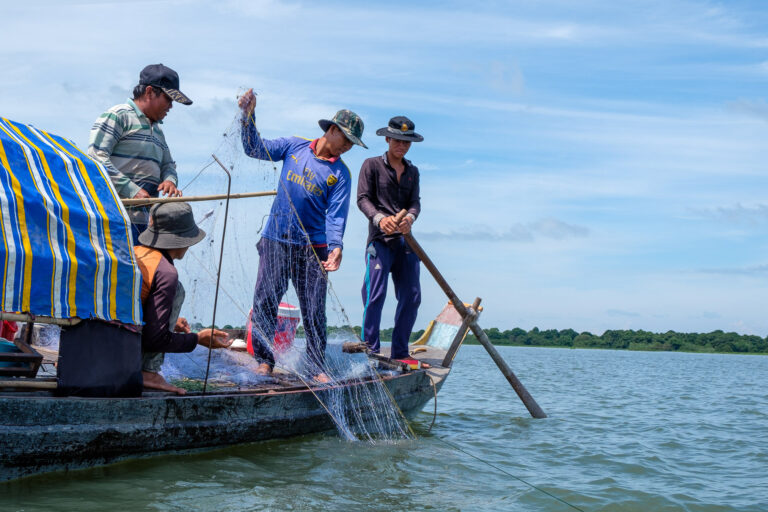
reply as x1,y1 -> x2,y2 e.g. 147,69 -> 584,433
148,92 -> 414,443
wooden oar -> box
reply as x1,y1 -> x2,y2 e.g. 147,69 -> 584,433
394,209 -> 547,419
122,190 -> 277,207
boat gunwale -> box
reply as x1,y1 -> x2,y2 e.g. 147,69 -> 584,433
0,365 -> 444,401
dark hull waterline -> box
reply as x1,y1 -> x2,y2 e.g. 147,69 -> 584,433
0,350 -> 449,482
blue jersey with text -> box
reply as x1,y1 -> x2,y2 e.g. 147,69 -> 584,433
242,123 -> 351,250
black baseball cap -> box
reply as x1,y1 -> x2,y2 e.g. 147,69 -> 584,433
139,64 -> 193,105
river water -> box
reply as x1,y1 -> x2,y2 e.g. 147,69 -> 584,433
2,345 -> 767,511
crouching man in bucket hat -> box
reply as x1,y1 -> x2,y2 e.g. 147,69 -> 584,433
135,202 -> 230,395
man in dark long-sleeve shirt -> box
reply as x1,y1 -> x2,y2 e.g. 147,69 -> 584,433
357,116 -> 425,363
135,202 -> 229,394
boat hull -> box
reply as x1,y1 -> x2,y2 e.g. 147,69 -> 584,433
0,367 -> 446,482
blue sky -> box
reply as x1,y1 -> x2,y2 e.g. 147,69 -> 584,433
2,0 -> 768,334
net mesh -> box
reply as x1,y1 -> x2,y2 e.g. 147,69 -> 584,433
139,94 -> 415,443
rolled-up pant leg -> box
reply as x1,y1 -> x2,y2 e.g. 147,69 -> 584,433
361,241 -> 394,354
141,352 -> 165,373
250,238 -> 290,367
292,245 -> 328,373
390,239 -> 421,360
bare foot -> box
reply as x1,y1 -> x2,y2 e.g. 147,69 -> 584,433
255,363 -> 272,376
313,373 -> 331,384
142,371 -> 186,395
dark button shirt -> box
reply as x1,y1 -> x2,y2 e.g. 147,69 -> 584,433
142,251 -> 198,353
357,152 -> 421,245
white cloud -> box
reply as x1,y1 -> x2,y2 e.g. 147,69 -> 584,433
688,203 -> 768,225
3,0 -> 768,335
418,218 -> 589,243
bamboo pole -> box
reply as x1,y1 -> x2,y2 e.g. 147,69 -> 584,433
122,190 -> 276,207
395,210 -> 547,418
0,379 -> 57,390
0,312 -> 80,327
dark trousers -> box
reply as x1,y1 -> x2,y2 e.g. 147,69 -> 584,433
57,320 -> 142,397
250,238 -> 328,372
361,238 -> 421,360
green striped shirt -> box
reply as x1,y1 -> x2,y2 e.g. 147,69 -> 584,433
88,99 -> 178,223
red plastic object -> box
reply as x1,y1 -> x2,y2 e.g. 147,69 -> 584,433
245,303 -> 300,356
0,320 -> 18,341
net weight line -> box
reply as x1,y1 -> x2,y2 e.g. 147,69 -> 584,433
434,436 -> 586,512
423,384 -> 582,510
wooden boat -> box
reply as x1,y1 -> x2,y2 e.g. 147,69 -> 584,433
0,343 -> 455,482
1,117 -> 533,482
0,288 -> 470,484
0,117 -> 472,482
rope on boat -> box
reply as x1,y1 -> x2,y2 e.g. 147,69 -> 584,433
427,374 -> 437,433
433,436 -> 586,512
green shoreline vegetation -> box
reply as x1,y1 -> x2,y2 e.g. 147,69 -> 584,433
206,323 -> 768,355
461,327 -> 768,354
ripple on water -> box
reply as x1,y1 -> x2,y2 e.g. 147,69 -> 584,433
3,346 -> 768,511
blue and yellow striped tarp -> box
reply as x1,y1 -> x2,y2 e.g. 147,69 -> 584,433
0,117 -> 141,325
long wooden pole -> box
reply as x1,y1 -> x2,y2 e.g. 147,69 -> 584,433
395,211 -> 547,418
122,190 -> 276,207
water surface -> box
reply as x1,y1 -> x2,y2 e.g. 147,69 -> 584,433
3,346 -> 767,511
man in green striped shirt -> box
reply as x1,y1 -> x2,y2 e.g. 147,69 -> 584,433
88,64 -> 193,240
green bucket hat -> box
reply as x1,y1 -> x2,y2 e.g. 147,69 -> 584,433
318,109 -> 368,149
138,202 -> 206,250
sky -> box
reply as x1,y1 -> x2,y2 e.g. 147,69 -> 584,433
1,0 -> 768,335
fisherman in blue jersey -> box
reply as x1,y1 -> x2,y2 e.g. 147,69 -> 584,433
239,88 -> 366,383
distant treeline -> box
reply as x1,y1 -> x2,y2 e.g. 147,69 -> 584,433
463,327 -> 768,354
199,323 -> 768,355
